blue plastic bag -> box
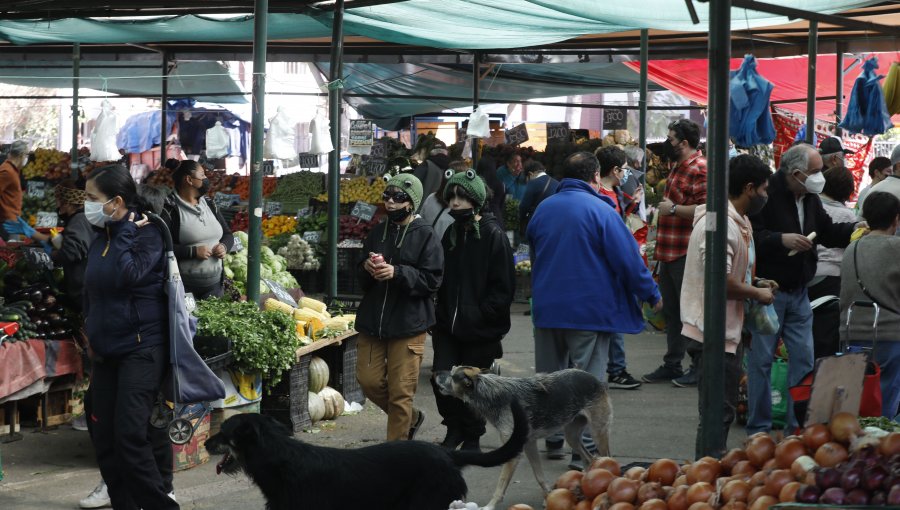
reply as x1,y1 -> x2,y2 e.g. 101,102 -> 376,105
839,57 -> 893,136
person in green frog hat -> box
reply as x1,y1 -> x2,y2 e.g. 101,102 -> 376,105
430,168 -> 515,452
356,172 -> 444,442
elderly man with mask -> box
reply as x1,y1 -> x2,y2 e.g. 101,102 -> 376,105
747,143 -> 863,434
0,140 -> 29,239
818,136 -> 854,171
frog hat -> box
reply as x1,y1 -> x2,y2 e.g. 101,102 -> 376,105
443,168 -> 487,249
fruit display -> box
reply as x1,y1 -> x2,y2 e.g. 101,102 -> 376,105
230,210 -> 250,232
338,214 -> 379,241
22,148 -> 72,181
223,231 -> 298,296
515,260 -> 531,274
22,192 -> 58,220
315,176 -> 386,204
262,215 -> 297,238
512,413 -> 899,510
231,176 -> 278,200
144,167 -> 175,188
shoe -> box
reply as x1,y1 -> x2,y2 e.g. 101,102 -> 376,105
608,371 -> 642,390
408,408 -> 426,440
546,439 -> 565,460
80,481 -> 110,509
460,438 -> 481,452
168,491 -> 176,502
440,429 -> 465,450
72,414 -> 88,431
672,369 -> 699,388
641,365 -> 684,383
568,453 -> 585,471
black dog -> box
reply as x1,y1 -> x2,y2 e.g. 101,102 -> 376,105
205,399 -> 528,510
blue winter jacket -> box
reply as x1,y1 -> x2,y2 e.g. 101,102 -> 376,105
84,211 -> 168,358
526,178 -> 660,334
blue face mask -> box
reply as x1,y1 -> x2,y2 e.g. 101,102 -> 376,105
729,146 -> 739,159
621,168 -> 633,184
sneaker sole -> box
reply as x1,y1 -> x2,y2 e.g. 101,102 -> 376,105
671,380 -> 698,388
609,382 -> 642,390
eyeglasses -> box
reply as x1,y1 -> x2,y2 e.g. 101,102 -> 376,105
382,190 -> 411,203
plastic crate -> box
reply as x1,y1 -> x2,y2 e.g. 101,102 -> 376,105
336,247 -> 364,297
290,268 -> 324,294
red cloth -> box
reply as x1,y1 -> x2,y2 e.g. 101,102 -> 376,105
656,152 -> 707,262
0,339 -> 83,400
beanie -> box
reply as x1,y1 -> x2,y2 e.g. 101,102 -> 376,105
443,169 -> 487,211
891,144 -> 900,166
384,173 -> 423,212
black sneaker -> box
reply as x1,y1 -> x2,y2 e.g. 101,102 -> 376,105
460,438 -> 481,452
408,408 -> 426,440
672,369 -> 699,388
546,438 -> 565,460
608,371 -> 642,390
641,365 -> 684,383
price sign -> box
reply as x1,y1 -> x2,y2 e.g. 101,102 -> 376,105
232,233 -> 244,252
264,200 -> 282,216
27,180 -> 46,198
348,119 -> 374,154
602,108 -> 628,130
505,123 -> 529,146
35,211 -> 58,228
302,231 -> 323,244
297,152 -> 320,168
263,278 -> 298,308
262,160 -> 275,176
350,201 -> 377,222
22,247 -> 53,270
184,292 -> 197,313
369,139 -> 387,158
214,192 -> 240,209
365,157 -> 387,176
546,122 -> 571,144
296,207 -> 312,218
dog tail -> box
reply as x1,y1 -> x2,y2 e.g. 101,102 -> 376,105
449,398 -> 528,468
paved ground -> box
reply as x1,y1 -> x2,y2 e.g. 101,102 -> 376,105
0,303 -> 748,509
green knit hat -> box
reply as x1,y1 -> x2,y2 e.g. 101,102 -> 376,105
384,173 -> 423,212
443,169 -> 487,211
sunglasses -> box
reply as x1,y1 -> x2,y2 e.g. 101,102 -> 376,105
382,190 -> 411,203
446,188 -> 473,202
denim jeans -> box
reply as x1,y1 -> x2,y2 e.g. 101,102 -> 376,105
746,288 -> 815,434
607,333 -> 626,375
850,340 -> 900,422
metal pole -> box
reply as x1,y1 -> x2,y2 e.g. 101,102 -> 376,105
472,51 -> 480,171
161,52 -> 168,167
639,29 -> 649,178
834,42 -> 845,138
326,0 -> 345,300
71,43 -> 80,178
246,0 -> 268,304
699,0 -> 731,459
806,21 -> 818,145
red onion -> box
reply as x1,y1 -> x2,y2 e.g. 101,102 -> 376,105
840,467 -> 861,491
819,487 -> 846,505
844,489 -> 869,505
814,467 -> 840,489
861,463 -> 887,491
794,484 -> 820,504
888,485 -> 900,507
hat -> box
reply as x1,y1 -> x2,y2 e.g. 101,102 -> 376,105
9,139 -> 28,156
429,139 -> 449,156
818,136 -> 854,155
384,173 -> 423,212
54,185 -> 87,207
891,144 -> 900,166
443,169 -> 487,211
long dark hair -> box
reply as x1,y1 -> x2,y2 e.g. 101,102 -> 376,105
172,160 -> 201,192
88,164 -> 152,213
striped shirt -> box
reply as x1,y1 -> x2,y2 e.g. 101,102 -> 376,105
656,152 -> 707,262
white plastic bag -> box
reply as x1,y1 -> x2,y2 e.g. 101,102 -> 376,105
265,107 -> 297,160
90,100 -> 121,161
466,106 -> 490,138
310,112 -> 334,155
205,121 -> 230,159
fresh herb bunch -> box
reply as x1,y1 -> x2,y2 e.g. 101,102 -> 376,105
194,298 -> 299,387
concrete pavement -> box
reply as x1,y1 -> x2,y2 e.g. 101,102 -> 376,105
0,303 -> 748,509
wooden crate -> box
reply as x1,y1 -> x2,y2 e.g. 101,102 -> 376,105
37,388 -> 73,428
0,405 -> 19,434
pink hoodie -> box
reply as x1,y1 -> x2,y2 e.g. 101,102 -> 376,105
680,202 -> 753,353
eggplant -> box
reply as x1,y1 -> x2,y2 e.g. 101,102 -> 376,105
28,289 -> 42,304
43,294 -> 57,307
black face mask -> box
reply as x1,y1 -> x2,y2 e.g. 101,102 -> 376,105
197,178 -> 211,196
386,208 -> 412,223
449,208 -> 475,222
748,191 -> 768,216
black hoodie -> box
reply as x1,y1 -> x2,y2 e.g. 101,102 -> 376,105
434,213 -> 515,342
355,216 -> 444,340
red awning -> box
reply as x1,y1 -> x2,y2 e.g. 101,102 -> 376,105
625,52 -> 900,122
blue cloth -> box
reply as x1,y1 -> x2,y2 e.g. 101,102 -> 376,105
116,110 -> 178,155
746,288 -> 815,434
839,57 -> 894,136
83,213 -> 168,358
607,332 -> 626,374
526,178 -> 660,334
497,165 -> 527,202
729,55 -> 775,146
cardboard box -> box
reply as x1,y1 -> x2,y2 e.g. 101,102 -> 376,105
172,410 -> 211,472
209,401 -> 260,438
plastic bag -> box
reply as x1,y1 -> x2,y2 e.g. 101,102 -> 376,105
748,302 -> 779,335
90,100 -> 121,161
265,107 -> 297,160
839,57 -> 893,136
310,112 -> 334,155
770,358 -> 789,429
466,106 -> 490,138
205,121 -> 230,159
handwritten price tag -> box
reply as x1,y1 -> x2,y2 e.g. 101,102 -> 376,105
35,211 -> 59,228
263,278 -> 298,308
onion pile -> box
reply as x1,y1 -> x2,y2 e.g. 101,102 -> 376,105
508,414 -> 899,510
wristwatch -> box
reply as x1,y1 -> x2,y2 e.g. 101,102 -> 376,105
669,203 -> 677,216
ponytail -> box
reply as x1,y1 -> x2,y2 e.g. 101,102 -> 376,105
88,164 -> 153,214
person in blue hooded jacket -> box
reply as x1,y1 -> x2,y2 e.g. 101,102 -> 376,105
82,164 -> 178,510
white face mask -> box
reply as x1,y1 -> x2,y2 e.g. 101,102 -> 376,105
84,198 -> 117,227
795,170 -> 826,195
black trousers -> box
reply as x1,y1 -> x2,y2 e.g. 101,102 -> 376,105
430,331 -> 502,440
807,275 -> 842,359
89,344 -> 179,510
694,339 -> 743,459
183,280 -> 224,301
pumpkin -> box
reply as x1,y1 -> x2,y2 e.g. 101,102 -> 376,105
318,386 -> 345,420
308,391 -> 325,422
308,356 -> 330,393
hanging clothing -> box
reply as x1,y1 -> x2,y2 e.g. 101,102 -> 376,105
838,57 -> 893,136
729,55 -> 776,146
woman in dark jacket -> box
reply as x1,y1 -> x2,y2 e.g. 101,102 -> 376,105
477,157 -> 506,229
431,169 -> 515,451
83,164 -> 178,510
161,160 -> 233,299
356,173 -> 443,442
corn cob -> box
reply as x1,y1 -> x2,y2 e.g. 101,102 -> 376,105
300,296 -> 327,314
264,298 -> 295,316
293,307 -> 327,322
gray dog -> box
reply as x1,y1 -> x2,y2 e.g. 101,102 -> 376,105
433,366 -> 612,510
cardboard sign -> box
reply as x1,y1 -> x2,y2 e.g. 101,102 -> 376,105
546,122 -> 571,143
505,123 -> 529,146
35,211 -> 58,228
232,233 -> 244,253
264,200 -> 282,216
26,180 -> 46,198
302,231 -> 322,244
297,153 -> 319,168
214,192 -> 240,209
602,108 -> 628,130
349,119 -> 374,153
350,201 -> 377,222
263,278 -> 298,308
262,160 -> 275,176
369,139 -> 387,158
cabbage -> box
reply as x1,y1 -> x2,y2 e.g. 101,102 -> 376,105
223,265 -> 234,279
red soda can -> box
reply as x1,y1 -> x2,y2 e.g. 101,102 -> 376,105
371,253 -> 384,265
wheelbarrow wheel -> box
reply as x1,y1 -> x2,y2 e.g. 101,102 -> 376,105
150,403 -> 172,429
168,418 -> 194,445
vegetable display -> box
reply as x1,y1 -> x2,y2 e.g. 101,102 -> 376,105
224,231 -> 298,296
277,235 -> 321,271
266,171 -> 325,207
315,176 -> 386,204
262,215 -> 297,238
193,298 -> 299,387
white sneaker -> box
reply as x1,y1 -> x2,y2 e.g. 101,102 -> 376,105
168,491 -> 177,502
79,480 -> 111,509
